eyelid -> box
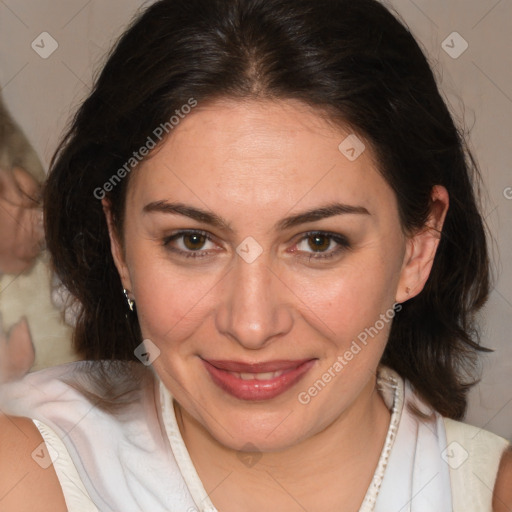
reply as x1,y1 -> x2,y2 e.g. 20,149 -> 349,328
162,229 -> 350,261
162,228 -> 217,244
289,231 -> 351,261
162,229 -> 221,258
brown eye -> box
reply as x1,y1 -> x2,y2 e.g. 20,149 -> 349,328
183,233 -> 207,251
307,234 -> 331,252
162,230 -> 219,260
294,231 -> 350,262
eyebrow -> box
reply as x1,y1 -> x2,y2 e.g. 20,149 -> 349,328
143,200 -> 370,232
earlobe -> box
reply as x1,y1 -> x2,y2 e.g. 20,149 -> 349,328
395,185 -> 449,303
101,198 -> 133,292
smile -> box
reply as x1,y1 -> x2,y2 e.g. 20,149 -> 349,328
201,358 -> 316,401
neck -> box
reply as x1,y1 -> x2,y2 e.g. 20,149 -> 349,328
174,374 -> 392,512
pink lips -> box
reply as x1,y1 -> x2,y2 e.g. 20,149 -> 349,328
202,358 -> 316,401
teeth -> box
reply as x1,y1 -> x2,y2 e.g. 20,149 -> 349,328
234,371 -> 285,381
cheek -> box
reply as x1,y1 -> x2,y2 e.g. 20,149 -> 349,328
129,253 -> 221,349
288,251 -> 400,343
292,256 -> 400,410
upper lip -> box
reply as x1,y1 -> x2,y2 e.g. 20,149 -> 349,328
203,358 -> 314,373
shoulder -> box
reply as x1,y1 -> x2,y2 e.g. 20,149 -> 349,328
443,417 -> 511,510
0,414 -> 67,511
493,446 -> 512,512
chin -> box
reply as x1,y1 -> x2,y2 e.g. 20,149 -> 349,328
213,419 -> 307,454
196,397 -> 315,453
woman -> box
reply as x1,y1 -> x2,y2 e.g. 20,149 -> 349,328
0,0 -> 510,510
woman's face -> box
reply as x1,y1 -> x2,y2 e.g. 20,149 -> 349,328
107,98 -> 442,452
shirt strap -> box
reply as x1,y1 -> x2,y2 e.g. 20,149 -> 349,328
443,417 -> 510,512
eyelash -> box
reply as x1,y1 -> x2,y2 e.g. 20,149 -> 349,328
162,230 -> 350,262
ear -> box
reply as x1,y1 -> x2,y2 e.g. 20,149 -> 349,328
102,198 -> 133,293
395,185 -> 449,303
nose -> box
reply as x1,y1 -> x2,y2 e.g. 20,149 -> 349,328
215,254 -> 293,350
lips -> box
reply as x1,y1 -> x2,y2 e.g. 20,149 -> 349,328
202,358 -> 316,401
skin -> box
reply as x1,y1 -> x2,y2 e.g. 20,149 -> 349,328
494,448 -> 512,512
104,98 -> 451,511
0,415 -> 67,512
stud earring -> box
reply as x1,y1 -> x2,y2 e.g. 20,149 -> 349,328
123,288 -> 135,311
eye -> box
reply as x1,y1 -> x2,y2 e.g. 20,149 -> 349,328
162,230 -> 350,262
162,230 -> 219,259
292,231 -> 350,261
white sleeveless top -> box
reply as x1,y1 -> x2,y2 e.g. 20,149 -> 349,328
0,361 -> 509,512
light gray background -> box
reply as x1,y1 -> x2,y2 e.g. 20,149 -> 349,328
0,0 -> 510,439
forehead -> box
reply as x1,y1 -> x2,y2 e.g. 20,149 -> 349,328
128,98 -> 396,222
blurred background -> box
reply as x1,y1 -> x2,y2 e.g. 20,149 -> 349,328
0,0 -> 510,438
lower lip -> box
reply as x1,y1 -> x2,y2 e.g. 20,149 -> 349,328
202,359 -> 316,401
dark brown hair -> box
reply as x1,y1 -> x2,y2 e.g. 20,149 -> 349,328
44,0 -> 491,419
